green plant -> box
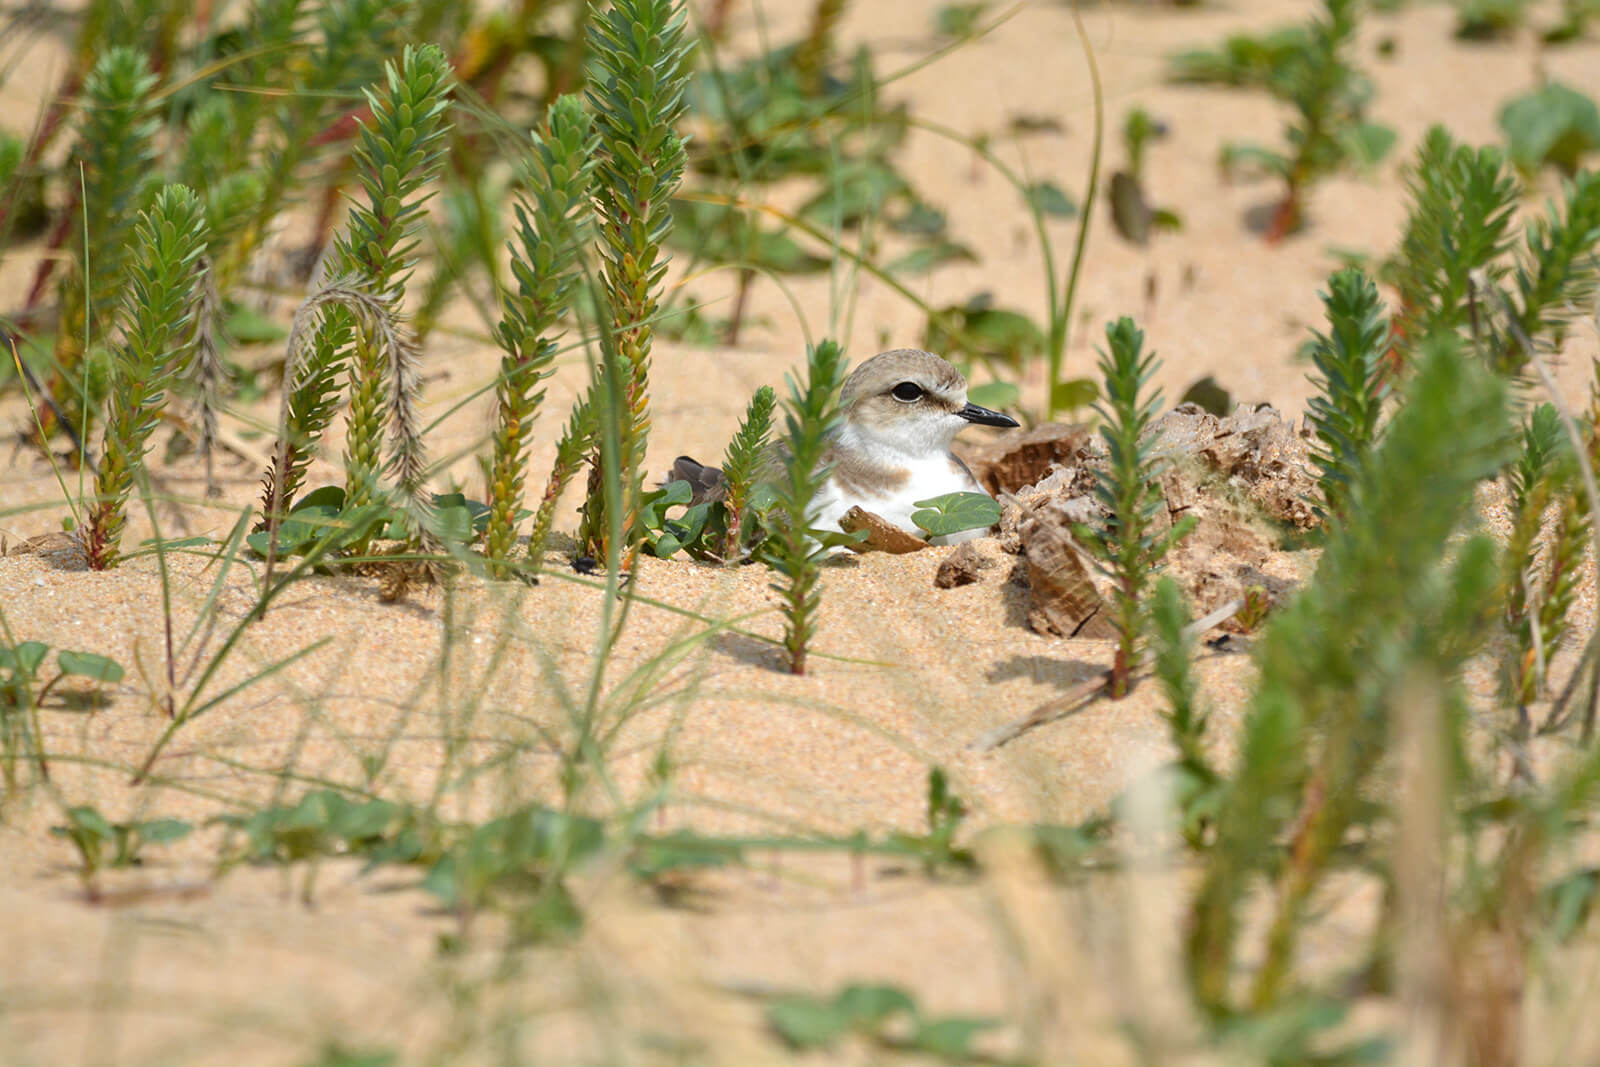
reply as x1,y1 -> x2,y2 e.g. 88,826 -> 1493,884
1454,0 -> 1529,39
1304,268 -> 1391,517
1168,25 -> 1313,90
485,95 -> 598,575
718,384 -> 779,561
1385,127 -> 1519,346
1499,81 -> 1600,177
772,339 -> 847,675
259,45 -> 454,561
1212,0 -> 1395,240
52,806 -> 192,898
1187,338 -> 1510,1015
1491,169 -> 1600,375
46,45 -> 160,438
576,0 -> 694,562
1074,318 -> 1195,699
1545,0 -> 1600,41
86,184 -> 209,570
527,397 -> 597,570
1109,107 -> 1181,245
765,982 -> 999,1059
1148,577 -> 1222,848
909,492 -> 1001,539
887,767 -> 976,876
1,640 -> 124,786
1500,399 -> 1597,711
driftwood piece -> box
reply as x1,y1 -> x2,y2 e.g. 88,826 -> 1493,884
839,506 -> 929,554
1147,404 -> 1319,530
934,542 -> 987,587
957,423 -> 1091,496
1018,503 -> 1117,639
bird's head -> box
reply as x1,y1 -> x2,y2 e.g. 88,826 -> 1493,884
838,348 -> 1018,458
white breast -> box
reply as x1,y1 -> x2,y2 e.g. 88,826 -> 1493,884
813,453 -> 988,546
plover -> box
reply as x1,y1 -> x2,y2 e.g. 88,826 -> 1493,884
673,348 -> 1018,546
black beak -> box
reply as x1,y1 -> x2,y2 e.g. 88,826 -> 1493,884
957,401 -> 1019,428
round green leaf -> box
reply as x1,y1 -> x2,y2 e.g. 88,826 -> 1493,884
911,492 -> 1002,536
56,650 -> 124,683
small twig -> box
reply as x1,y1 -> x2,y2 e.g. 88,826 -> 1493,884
971,598 -> 1244,751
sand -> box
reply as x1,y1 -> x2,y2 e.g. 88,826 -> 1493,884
3,1 -> 1600,1064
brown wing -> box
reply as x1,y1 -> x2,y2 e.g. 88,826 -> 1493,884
667,455 -> 728,505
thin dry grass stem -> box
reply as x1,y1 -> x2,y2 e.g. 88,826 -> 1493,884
971,598 -> 1244,751
260,277 -> 431,602
277,278 -> 428,499
1393,677 -> 1453,1067
1106,749 -> 1204,1059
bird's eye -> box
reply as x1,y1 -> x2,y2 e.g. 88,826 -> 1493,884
890,382 -> 924,402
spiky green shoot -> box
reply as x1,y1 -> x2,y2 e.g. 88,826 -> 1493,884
258,45 -> 453,540
1150,576 -> 1220,849
340,44 -> 455,521
1503,401 -> 1596,708
1306,268 -> 1391,517
1503,403 -> 1564,704
527,397 -> 598,573
773,341 -> 846,675
1389,126 -> 1518,346
577,0 -> 694,562
720,386 -> 778,562
50,46 -> 160,434
486,95 -> 598,575
87,185 -> 209,570
1497,170 -> 1600,375
1076,318 -> 1194,699
215,0 -> 402,291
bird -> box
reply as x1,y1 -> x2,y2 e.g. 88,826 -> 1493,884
670,348 -> 1019,547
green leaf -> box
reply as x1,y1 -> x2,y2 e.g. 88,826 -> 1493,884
295,485 -> 348,513
1220,142 -> 1290,178
0,641 -> 50,677
966,380 -> 1020,410
639,480 -> 694,536
56,650 -> 125,683
1022,180 -> 1078,218
299,1044 -> 398,1067
934,3 -> 989,37
1500,81 -> 1600,174
1110,171 -> 1152,244
1180,375 -> 1232,416
884,240 -> 977,275
1050,377 -> 1100,413
834,984 -> 916,1028
133,818 -> 194,845
55,805 -> 114,842
911,492 -> 1002,536
889,201 -> 948,237
430,492 -> 485,543
768,996 -> 850,1049
224,304 -> 287,344
910,1016 -> 1001,1059
800,161 -> 909,228
1338,121 -> 1397,169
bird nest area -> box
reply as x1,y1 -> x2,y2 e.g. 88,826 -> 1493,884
4,2 -> 1600,1066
